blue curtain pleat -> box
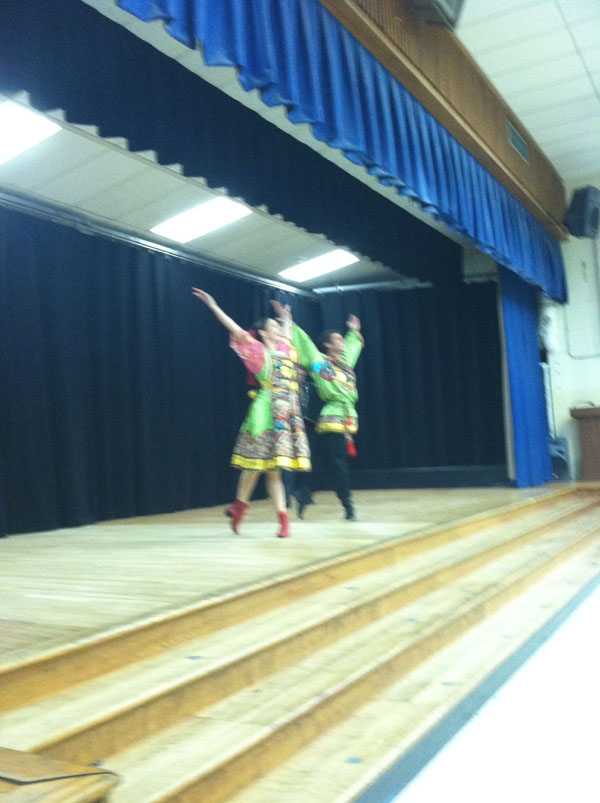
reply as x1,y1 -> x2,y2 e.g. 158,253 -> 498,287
118,0 -> 567,301
499,267 -> 552,487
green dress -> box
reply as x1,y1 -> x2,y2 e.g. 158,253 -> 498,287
292,326 -> 364,434
230,334 -> 311,471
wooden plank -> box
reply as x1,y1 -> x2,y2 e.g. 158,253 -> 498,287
228,542 -> 600,802
0,488 -> 570,711
0,747 -> 117,802
1,497 -> 592,765
106,523 -> 600,802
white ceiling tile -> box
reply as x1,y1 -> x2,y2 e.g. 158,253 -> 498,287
580,47 -> 600,71
568,18 -> 600,51
534,117 -> 600,147
507,73 -> 597,112
42,150 -> 145,206
551,151 -> 600,178
310,262 -> 398,289
557,0 -> 600,24
492,53 -> 587,95
542,130 -> 600,156
458,0 -> 548,29
212,228 -> 305,263
476,30 -> 576,77
519,95 -> 600,129
80,168 -> 189,219
183,214 -> 276,253
257,238 -> 329,271
0,132 -> 106,191
118,185 -> 215,229
458,2 -> 565,52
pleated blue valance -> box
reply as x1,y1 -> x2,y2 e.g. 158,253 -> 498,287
117,0 -> 566,302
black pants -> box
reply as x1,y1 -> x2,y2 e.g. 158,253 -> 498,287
300,430 -> 351,507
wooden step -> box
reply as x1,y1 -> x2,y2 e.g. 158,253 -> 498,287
226,541 -> 600,803
1,498 -> 594,766
0,746 -> 117,802
101,515 -> 600,802
0,487 -> 583,715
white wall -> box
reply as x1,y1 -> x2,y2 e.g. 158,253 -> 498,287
541,175 -> 600,479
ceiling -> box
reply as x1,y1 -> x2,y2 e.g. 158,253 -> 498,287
456,0 -> 600,186
0,89 -> 410,292
1,0 -> 597,293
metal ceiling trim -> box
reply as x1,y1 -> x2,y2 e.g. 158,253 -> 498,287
313,279 -> 432,293
0,186 -> 316,298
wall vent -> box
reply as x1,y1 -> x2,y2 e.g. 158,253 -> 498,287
507,120 -> 529,163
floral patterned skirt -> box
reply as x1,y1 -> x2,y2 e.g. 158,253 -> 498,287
231,425 -> 310,471
231,366 -> 311,472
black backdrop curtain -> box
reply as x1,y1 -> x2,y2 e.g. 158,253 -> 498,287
0,206 -> 319,535
0,206 -> 504,536
319,286 -> 505,472
0,0 -> 460,288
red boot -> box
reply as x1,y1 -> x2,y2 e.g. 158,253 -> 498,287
225,499 -> 249,534
277,511 -> 290,538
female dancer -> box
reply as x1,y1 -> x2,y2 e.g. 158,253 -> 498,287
191,288 -> 310,538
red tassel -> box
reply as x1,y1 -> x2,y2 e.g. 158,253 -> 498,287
346,436 -> 357,457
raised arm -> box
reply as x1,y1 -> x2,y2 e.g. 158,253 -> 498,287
344,314 -> 364,368
192,288 -> 251,342
270,299 -> 292,341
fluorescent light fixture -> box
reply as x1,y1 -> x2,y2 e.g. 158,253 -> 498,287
0,101 -> 61,166
278,249 -> 359,282
151,197 -> 252,243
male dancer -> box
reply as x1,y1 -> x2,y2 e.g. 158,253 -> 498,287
272,302 -> 364,520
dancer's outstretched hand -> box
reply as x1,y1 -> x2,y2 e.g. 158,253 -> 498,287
347,314 -> 361,332
192,288 -> 217,309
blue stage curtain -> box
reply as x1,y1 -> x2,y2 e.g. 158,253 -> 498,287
118,0 -> 567,302
499,267 -> 552,487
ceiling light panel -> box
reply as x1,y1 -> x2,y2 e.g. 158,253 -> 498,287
151,197 -> 252,243
278,249 -> 359,282
0,101 -> 61,167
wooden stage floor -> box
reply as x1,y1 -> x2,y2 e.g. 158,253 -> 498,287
0,486 -> 564,665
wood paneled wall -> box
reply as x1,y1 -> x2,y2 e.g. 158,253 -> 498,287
320,0 -> 567,240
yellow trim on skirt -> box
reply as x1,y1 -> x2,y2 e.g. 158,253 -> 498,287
231,455 -> 311,471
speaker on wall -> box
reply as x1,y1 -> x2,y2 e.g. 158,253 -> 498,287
564,186 -> 600,238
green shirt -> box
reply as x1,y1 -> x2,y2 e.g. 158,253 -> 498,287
292,325 -> 363,431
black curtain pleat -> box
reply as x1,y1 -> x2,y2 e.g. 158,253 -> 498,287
0,206 -> 321,535
318,285 -> 505,472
